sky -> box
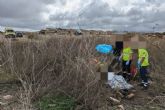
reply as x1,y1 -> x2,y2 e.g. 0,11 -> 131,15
0,0 -> 165,32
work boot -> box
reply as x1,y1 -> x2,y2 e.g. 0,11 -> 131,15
126,73 -> 131,82
142,83 -> 149,90
122,72 -> 127,79
138,83 -> 144,86
120,89 -> 129,96
138,80 -> 145,86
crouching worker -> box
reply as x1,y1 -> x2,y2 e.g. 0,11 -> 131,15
137,49 -> 149,89
120,46 -> 133,81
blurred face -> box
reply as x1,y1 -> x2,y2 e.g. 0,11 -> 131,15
138,49 -> 140,54
124,42 -> 130,48
132,50 -> 138,60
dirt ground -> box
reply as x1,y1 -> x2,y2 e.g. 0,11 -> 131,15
97,36 -> 165,110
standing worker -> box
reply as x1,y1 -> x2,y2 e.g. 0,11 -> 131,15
137,49 -> 149,89
119,45 -> 133,81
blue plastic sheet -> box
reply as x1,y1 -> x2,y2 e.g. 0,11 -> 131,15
96,44 -> 113,54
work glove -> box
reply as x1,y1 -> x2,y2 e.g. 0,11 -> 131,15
116,57 -> 121,63
111,50 -> 114,54
126,61 -> 130,65
137,60 -> 141,69
118,55 -> 122,62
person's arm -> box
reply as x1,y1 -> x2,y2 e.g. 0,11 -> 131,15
129,49 -> 133,60
139,52 -> 146,64
129,53 -> 133,60
140,57 -> 145,64
119,53 -> 123,61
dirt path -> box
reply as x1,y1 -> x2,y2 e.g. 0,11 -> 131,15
97,79 -> 165,110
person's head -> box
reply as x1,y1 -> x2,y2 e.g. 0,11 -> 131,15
132,49 -> 138,60
124,42 -> 131,48
138,48 -> 144,54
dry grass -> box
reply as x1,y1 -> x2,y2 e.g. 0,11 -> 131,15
0,35 -> 112,109
0,34 -> 164,110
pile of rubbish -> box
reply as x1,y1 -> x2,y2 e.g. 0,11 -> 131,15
107,72 -> 133,90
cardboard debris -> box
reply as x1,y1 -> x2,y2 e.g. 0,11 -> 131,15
108,97 -> 120,104
117,105 -> 125,110
126,93 -> 135,99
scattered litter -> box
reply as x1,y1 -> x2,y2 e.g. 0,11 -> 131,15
116,91 -> 124,98
0,102 -> 7,105
117,105 -> 125,110
107,72 -> 133,90
131,89 -> 137,93
3,95 -> 13,100
108,97 -> 120,105
126,93 -> 135,99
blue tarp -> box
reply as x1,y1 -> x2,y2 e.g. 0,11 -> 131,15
96,44 -> 113,54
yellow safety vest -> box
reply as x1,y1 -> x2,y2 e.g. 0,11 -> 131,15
122,47 -> 132,61
138,49 -> 149,66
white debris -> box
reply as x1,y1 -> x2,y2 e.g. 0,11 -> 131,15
0,102 -> 7,105
3,95 -> 13,100
107,72 -> 133,90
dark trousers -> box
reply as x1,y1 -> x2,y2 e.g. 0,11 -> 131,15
122,60 -> 132,81
140,66 -> 148,83
122,60 -> 132,73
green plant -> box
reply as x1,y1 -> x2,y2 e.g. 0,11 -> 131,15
37,95 -> 75,110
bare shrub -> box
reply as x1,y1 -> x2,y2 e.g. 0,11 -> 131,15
0,36 -> 112,109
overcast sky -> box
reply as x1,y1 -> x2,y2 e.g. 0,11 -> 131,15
0,0 -> 165,32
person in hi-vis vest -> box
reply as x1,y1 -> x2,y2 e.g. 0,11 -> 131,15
119,45 -> 133,81
137,48 -> 149,89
